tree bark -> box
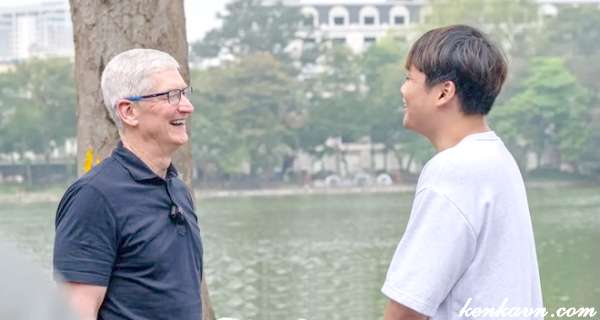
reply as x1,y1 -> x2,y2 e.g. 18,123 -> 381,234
69,1 -> 215,319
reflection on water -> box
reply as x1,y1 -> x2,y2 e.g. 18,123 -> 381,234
200,193 -> 412,320
207,239 -> 392,319
0,186 -> 599,319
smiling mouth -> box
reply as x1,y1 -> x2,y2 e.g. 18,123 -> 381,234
170,119 -> 185,127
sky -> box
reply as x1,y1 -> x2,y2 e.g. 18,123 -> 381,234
0,0 -> 230,42
184,0 -> 230,42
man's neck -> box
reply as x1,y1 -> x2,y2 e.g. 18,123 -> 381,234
121,136 -> 172,179
428,116 -> 490,152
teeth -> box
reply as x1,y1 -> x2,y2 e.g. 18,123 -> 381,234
171,120 -> 185,125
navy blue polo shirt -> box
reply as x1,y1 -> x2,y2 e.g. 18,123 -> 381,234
53,142 -> 203,320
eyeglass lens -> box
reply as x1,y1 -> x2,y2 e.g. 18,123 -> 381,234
167,87 -> 191,105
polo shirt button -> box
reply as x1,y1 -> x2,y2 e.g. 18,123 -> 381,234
177,225 -> 187,236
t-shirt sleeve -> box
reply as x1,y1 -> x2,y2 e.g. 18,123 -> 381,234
381,187 -> 477,317
53,184 -> 118,287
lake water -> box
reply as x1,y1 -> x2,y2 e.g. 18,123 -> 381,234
1,185 -> 599,319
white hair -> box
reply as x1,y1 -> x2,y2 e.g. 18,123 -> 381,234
100,48 -> 180,129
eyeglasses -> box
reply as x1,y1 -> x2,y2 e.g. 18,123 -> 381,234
126,87 -> 193,105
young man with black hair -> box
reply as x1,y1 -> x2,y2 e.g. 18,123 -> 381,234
382,25 -> 543,320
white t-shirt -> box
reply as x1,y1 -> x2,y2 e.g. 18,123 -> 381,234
382,131 -> 543,319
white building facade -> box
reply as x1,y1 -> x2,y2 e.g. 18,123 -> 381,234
280,0 -> 600,53
0,1 -> 72,62
283,0 -> 426,53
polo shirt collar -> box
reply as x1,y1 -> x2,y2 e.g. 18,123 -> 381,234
113,141 -> 179,182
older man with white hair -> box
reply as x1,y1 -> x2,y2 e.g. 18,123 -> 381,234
53,48 -> 202,320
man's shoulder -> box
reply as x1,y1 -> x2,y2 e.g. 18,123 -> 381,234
60,156 -> 128,204
418,138 -> 519,197
77,155 -> 128,187
428,137 -> 511,173
56,162 -> 119,227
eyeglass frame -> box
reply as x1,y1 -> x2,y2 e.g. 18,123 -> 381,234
125,86 -> 193,105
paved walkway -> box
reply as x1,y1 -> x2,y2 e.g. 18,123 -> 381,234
0,180 -> 591,204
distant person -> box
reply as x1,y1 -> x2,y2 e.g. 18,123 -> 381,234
381,25 -> 543,319
53,49 -> 203,320
0,241 -> 77,320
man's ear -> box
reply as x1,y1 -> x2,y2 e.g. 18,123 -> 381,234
115,99 -> 139,127
436,80 -> 456,107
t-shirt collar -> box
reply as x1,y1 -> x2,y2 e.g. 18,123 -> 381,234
113,141 -> 178,182
459,130 -> 498,144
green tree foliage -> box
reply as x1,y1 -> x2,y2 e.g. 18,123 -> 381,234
426,0 -> 539,108
491,57 -> 590,170
295,44 -> 374,174
191,0 -> 315,64
533,6 -> 600,173
301,45 -> 366,145
187,0 -> 599,181
426,0 -> 537,54
191,53 -> 303,177
0,58 -> 75,159
577,118 -> 600,175
360,36 -> 433,170
538,6 -> 600,58
537,5 -> 600,97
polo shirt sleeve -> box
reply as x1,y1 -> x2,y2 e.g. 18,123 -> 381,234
53,184 -> 118,287
381,187 -> 477,316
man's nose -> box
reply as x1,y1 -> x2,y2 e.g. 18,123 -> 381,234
178,95 -> 194,113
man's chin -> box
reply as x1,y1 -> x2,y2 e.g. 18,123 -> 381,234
402,116 -> 412,130
402,118 -> 422,135
170,134 -> 189,147
176,136 -> 189,146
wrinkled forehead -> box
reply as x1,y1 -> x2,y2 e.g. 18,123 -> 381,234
147,68 -> 187,91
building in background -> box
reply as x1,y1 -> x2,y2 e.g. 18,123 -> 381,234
278,0 -> 600,53
1,0 -> 598,60
0,0 -> 72,62
280,0 -> 426,53
537,0 -> 600,16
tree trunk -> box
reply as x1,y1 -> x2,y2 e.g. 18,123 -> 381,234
383,147 -> 389,172
69,1 -> 215,319
369,139 -> 375,173
405,154 -> 414,173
